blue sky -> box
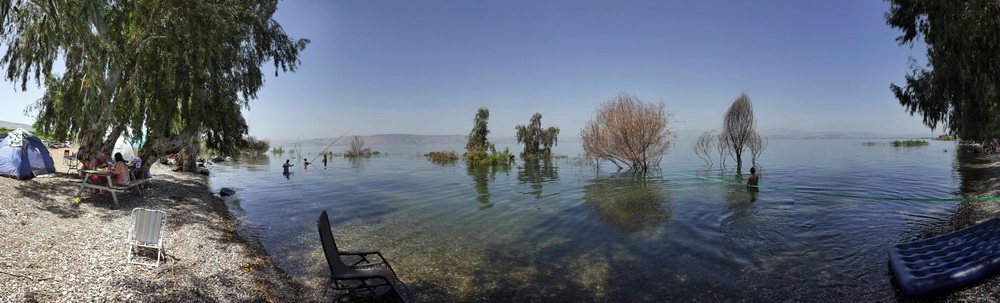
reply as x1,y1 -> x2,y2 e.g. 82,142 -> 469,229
0,0 -> 937,140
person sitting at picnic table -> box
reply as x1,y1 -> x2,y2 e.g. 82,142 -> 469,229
79,154 -> 110,194
112,152 -> 130,187
82,154 -> 109,172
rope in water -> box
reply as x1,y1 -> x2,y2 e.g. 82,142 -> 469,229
666,171 -> 1000,202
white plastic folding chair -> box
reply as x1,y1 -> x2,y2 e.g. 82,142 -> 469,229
127,208 -> 167,266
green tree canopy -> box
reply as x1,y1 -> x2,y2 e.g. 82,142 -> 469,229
0,0 -> 308,172
886,0 -> 1000,141
465,107 -> 491,152
515,113 -> 559,158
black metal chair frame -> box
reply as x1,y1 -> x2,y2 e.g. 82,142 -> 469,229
318,210 -> 409,302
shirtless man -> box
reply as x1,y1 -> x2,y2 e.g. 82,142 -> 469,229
747,167 -> 760,191
84,154 -> 109,172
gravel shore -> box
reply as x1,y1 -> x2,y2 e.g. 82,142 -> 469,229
0,147 -> 302,302
898,152 -> 1000,303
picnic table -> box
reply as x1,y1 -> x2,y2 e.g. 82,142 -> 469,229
75,169 -> 150,208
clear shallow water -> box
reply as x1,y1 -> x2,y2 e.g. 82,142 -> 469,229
208,139 -> 972,302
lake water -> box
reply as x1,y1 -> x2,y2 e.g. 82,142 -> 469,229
207,139 -> 976,302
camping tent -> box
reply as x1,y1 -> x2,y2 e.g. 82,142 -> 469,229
0,128 -> 56,179
113,135 -> 137,162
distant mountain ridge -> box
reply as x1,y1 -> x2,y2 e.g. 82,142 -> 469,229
675,128 -> 933,140
289,134 -> 526,147
280,129 -> 933,147
0,120 -> 33,131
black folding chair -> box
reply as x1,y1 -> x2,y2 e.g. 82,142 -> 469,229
318,210 -> 410,302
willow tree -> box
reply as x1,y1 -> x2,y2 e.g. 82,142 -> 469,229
0,0 -> 308,174
515,113 -> 559,158
886,0 -> 1000,141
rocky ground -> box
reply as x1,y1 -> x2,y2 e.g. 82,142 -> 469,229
0,147 -> 303,302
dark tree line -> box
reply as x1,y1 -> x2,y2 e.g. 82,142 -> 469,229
0,0 -> 308,176
886,0 -> 1000,141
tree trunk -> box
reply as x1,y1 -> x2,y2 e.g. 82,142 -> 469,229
735,150 -> 743,173
175,131 -> 200,172
135,129 -> 200,178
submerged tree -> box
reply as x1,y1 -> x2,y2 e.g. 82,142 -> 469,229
464,107 -> 512,165
0,0 -> 309,176
886,0 -> 1000,141
466,107 -> 491,153
720,93 -> 765,172
580,92 -> 675,172
515,113 -> 560,158
693,129 -> 717,165
345,136 -> 372,158
748,131 -> 767,166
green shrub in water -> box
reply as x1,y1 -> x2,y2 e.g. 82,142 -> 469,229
890,140 -> 929,146
465,146 -> 514,166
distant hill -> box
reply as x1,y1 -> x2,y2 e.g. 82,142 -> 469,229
274,129 -> 931,147
760,128 -> 930,140
675,128 -> 932,140
298,134 -> 462,146
0,120 -> 33,131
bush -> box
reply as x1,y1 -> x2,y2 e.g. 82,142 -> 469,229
580,92 -> 675,172
424,151 -> 460,163
345,136 -> 375,158
464,146 -> 513,166
891,140 -> 929,146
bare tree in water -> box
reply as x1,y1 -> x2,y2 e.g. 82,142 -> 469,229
720,93 -> 765,172
580,92 -> 676,172
748,131 -> 768,166
716,129 -> 730,168
693,129 -> 717,165
346,136 -> 371,157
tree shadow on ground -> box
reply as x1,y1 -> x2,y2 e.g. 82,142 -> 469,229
14,173 -> 237,247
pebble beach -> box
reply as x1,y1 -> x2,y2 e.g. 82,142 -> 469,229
0,147 -> 301,302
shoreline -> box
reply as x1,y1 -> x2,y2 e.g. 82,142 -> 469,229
0,147 -> 303,302
904,152 -> 1000,302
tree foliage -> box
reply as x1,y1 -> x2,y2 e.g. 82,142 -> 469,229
580,92 -> 675,172
0,0 -> 308,174
885,0 -> 1000,141
463,107 -> 512,165
515,113 -> 560,158
465,107 -> 491,153
243,136 -> 270,156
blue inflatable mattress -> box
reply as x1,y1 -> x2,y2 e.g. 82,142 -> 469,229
888,218 -> 1000,296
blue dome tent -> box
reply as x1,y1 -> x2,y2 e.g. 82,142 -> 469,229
0,128 -> 56,180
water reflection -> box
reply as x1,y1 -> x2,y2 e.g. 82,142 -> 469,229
582,173 -> 672,233
244,155 -> 270,172
467,165 -> 511,210
517,158 -> 559,199
348,156 -> 367,173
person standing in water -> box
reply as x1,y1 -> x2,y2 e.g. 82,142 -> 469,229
746,167 -> 760,192
283,159 -> 293,174
322,153 -> 328,168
